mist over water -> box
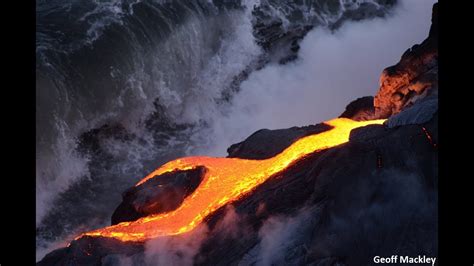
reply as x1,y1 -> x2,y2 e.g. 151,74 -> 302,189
36,0 -> 435,261
36,0 -> 260,227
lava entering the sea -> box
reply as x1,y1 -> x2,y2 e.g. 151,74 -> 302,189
77,118 -> 385,242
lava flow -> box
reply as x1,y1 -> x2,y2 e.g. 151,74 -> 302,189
79,118 -> 385,242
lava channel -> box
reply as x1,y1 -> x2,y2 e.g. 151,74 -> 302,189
78,118 -> 385,242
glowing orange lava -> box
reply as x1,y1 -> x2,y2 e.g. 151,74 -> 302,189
78,118 -> 385,242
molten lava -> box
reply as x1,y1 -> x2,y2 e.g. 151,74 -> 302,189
79,118 -> 385,242
421,126 -> 437,148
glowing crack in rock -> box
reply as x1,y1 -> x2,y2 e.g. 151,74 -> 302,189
78,118 -> 385,242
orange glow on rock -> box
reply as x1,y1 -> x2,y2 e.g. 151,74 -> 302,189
78,118 -> 385,242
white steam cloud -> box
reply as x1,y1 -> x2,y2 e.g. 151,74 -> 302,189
200,0 -> 436,156
144,225 -> 209,266
143,206 -> 242,265
255,208 -> 315,266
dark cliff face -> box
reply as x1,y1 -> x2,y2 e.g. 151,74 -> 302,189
38,3 -> 438,265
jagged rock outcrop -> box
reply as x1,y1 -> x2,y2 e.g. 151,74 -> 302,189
374,3 -> 438,118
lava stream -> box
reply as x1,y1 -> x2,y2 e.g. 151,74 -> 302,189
79,118 -> 385,242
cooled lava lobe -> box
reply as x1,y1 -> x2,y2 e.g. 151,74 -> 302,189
111,167 -> 205,225
38,3 -> 438,265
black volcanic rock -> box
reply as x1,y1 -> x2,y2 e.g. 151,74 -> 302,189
227,123 -> 332,159
37,236 -> 144,266
349,124 -> 387,143
339,96 -> 375,121
111,167 -> 205,225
